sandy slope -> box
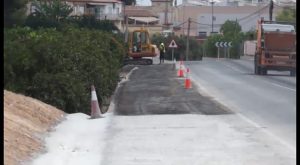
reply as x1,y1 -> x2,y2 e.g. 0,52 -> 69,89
4,90 -> 65,165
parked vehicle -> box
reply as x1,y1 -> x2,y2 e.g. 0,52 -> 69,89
254,18 -> 296,76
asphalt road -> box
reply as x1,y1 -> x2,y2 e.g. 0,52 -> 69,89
114,64 -> 232,115
186,56 -> 296,149
102,59 -> 296,165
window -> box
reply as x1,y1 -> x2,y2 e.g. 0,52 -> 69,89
95,8 -> 99,14
78,6 -> 84,15
116,7 -> 119,14
198,32 -> 207,37
30,4 -> 37,13
108,6 -> 112,14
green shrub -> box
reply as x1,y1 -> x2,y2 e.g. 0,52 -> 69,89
4,27 -> 124,114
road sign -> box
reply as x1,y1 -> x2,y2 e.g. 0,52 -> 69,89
169,40 -> 178,48
215,41 -> 232,48
215,42 -> 219,47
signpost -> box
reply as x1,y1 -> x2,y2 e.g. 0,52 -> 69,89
169,40 -> 178,70
215,41 -> 232,59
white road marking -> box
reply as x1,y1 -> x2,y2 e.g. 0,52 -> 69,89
269,82 -> 296,92
221,61 -> 296,92
237,113 -> 296,154
222,62 -> 244,73
190,70 -> 296,154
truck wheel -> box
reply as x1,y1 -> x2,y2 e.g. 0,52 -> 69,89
257,67 -> 262,75
254,53 -> 261,75
261,68 -> 267,75
254,61 -> 258,74
290,70 -> 296,76
257,66 -> 262,75
254,55 -> 258,74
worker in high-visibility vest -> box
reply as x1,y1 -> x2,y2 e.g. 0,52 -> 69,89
159,42 -> 165,64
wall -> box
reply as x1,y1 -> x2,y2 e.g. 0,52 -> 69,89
244,40 -> 256,56
174,5 -> 281,36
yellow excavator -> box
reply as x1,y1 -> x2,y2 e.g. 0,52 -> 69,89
124,27 -> 157,65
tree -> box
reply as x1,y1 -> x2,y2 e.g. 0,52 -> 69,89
203,34 -> 223,58
220,20 -> 242,37
4,0 -> 28,27
243,30 -> 256,40
276,7 -> 296,23
203,20 -> 245,59
31,0 -> 73,21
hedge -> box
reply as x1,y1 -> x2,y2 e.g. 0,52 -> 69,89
4,27 -> 124,114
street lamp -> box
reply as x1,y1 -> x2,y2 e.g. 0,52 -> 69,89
210,1 -> 215,33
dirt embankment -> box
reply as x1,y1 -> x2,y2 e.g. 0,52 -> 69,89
4,90 -> 65,165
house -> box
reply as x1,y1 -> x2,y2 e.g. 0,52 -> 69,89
173,4 -> 282,38
123,7 -> 161,35
66,0 -> 123,29
150,0 -> 175,30
27,0 -> 124,30
123,0 -> 175,34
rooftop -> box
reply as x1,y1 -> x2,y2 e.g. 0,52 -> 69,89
125,9 -> 158,17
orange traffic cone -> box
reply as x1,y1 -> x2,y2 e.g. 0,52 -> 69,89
178,60 -> 184,77
90,85 -> 103,119
185,68 -> 192,89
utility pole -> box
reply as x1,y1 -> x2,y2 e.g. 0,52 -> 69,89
125,15 -> 128,43
210,1 -> 215,33
182,4 -> 185,35
186,17 -> 191,61
269,0 -> 274,21
123,1 -> 128,43
164,0 -> 169,29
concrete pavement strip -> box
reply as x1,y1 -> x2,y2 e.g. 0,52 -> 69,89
100,63 -> 296,165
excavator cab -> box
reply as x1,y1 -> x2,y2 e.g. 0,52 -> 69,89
126,28 -> 157,64
131,31 -> 147,53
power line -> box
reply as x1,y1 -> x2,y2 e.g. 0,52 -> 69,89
273,3 -> 296,9
237,5 -> 269,22
173,20 -> 188,27
187,5 -> 269,27
174,2 -> 289,32
238,12 -> 262,24
190,20 -> 211,26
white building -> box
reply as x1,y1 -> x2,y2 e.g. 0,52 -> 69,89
27,0 -> 124,30
173,2 -> 282,37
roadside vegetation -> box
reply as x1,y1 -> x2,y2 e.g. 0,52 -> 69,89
204,20 -> 255,59
204,6 -> 296,58
4,0 -> 124,114
4,0 -> 295,114
276,7 -> 296,24
151,34 -> 203,61
151,20 -> 255,60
